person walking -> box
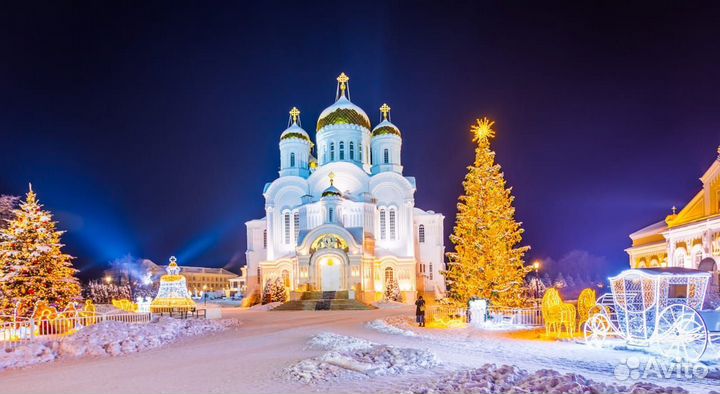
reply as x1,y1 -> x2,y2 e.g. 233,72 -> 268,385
415,295 -> 426,327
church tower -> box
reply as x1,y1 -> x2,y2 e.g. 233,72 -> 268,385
371,103 -> 403,174
279,107 -> 312,178
316,73 -> 372,172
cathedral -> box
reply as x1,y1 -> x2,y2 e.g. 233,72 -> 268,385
626,147 -> 720,284
244,73 -> 446,304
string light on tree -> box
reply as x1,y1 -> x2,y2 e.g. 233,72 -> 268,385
0,184 -> 81,317
443,117 -> 531,308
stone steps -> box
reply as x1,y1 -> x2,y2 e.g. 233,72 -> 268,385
273,298 -> 375,311
300,291 -> 349,300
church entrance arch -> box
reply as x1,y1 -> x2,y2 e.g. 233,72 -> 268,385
310,234 -> 350,292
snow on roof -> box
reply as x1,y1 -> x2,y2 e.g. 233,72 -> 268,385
629,220 -> 667,239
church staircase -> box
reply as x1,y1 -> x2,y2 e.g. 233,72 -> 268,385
272,291 -> 376,311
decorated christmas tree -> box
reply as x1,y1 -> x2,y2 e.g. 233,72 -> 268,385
0,185 -> 81,317
443,118 -> 531,307
383,278 -> 401,302
262,278 -> 287,304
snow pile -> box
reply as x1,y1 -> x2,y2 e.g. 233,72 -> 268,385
249,302 -> 282,311
367,318 -> 417,336
401,364 -> 689,394
305,332 -> 374,352
0,317 -> 240,371
372,300 -> 408,310
284,333 -> 437,384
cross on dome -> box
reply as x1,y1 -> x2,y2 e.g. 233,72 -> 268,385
289,107 -> 300,124
328,171 -> 336,186
380,103 -> 391,121
336,72 -> 350,100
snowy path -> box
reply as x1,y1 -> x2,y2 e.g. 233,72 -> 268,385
1,307 -> 716,393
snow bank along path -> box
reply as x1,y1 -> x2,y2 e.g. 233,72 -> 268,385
284,332 -> 437,384
0,317 -> 240,371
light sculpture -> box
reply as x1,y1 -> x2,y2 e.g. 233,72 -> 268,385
542,288 -> 576,337
584,268 -> 712,362
150,256 -> 196,313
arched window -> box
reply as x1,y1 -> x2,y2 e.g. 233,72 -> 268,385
673,249 -> 686,267
429,263 -> 433,280
263,229 -> 267,249
379,208 -> 387,240
339,141 -> 345,160
257,267 -> 261,284
691,246 -> 703,268
384,267 -> 394,283
389,208 -> 396,240
328,207 -> 334,223
282,270 -> 290,288
359,143 -> 362,161
290,152 -> 296,167
383,148 -> 389,164
293,211 -> 300,242
284,212 -> 291,244
330,142 -> 335,161
418,224 -> 425,243
349,141 -> 354,160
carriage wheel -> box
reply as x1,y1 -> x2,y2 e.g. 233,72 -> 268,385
655,304 -> 709,363
584,313 -> 611,347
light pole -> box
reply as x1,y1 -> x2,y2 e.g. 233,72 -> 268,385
532,260 -> 541,300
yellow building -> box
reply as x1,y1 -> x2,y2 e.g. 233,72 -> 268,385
626,147 -> 720,278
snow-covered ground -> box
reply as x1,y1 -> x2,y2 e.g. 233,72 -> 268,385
0,317 -> 240,371
0,306 -> 717,393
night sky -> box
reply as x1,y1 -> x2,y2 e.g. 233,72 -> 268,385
2,1 -> 720,280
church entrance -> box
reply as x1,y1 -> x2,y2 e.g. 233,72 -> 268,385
319,255 -> 343,291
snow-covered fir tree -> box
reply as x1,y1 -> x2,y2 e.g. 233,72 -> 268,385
444,118 -> 531,307
553,272 -> 567,289
384,278 -> 401,302
262,278 -> 287,304
0,185 -> 81,317
84,280 -> 132,303
0,195 -> 19,229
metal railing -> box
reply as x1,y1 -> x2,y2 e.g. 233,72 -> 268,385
488,306 -> 544,327
1,311 -> 152,349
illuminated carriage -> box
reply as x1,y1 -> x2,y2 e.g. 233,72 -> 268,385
584,268 -> 713,362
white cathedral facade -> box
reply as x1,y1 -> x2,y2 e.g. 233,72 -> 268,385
244,73 -> 446,304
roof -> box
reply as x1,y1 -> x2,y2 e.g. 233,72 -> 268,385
158,265 -> 237,277
280,123 -> 311,143
317,96 -> 371,132
610,267 -> 711,280
372,119 -> 401,137
629,220 -> 667,240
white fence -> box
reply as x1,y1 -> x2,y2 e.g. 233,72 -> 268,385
427,304 -> 544,328
488,306 -> 544,327
1,312 -> 152,348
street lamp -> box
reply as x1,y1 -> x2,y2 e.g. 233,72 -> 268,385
532,260 -> 541,300
104,275 -> 112,284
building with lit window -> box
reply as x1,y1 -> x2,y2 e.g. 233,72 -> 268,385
626,147 -> 720,286
244,73 -> 446,304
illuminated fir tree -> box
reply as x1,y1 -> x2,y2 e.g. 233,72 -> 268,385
0,185 -> 81,317
443,118 -> 531,307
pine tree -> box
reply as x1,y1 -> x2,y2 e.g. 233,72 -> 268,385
0,185 -> 81,317
0,195 -> 19,229
384,278 -> 401,302
262,278 -> 287,304
444,118 -> 531,307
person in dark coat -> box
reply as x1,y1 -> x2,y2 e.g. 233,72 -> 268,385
415,295 -> 426,327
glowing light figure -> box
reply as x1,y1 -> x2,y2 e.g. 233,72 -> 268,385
150,256 -> 196,313
542,288 -> 576,337
136,297 -> 151,313
583,268 -> 712,362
